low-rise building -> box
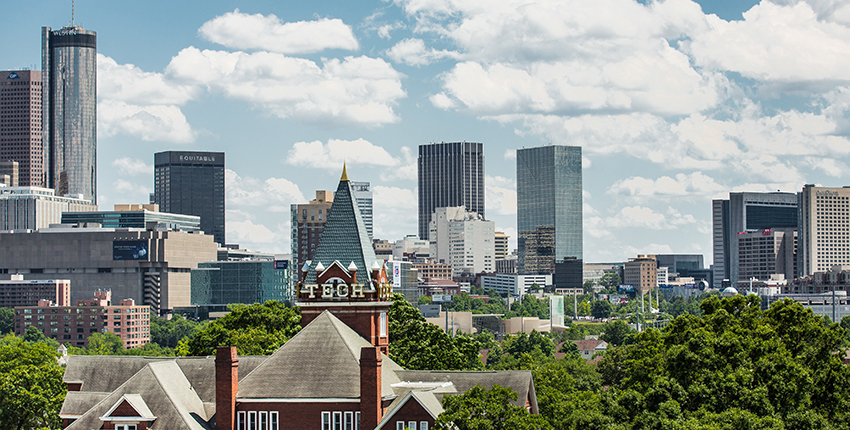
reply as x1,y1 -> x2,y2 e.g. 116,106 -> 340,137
0,186 -> 96,230
191,259 -> 293,313
62,204 -> 201,233
481,273 -> 552,297
14,290 -> 149,349
412,260 -> 452,280
418,278 -> 460,297
624,255 -> 657,296
0,273 -> 70,308
573,339 -> 608,360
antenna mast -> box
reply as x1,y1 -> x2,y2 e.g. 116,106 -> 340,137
72,0 -> 75,27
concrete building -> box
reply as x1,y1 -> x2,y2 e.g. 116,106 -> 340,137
0,160 -> 18,186
517,145 -> 582,274
657,267 -> 669,286
411,260 -> 452,280
15,290 -> 149,349
418,141 -> 484,240
0,274 -> 70,308
496,255 -> 517,274
0,186 -> 95,230
624,255 -> 657,296
713,192 -> 798,287
191,259 -> 292,313
154,151 -> 225,245
798,185 -> 850,276
42,25 -> 97,203
1,70 -> 43,187
583,263 -> 622,284
481,273 -> 552,297
0,225 -> 218,314
495,231 -> 509,260
290,190 -> 333,271
62,204 -> 200,232
428,206 -> 495,278
350,181 -> 373,240
736,228 -> 797,282
786,267 -> 850,295
418,278 -> 461,297
392,235 -> 429,261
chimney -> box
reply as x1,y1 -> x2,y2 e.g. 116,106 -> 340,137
216,346 -> 239,430
360,347 -> 383,430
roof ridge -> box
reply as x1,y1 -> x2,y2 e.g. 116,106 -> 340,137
149,361 -> 208,429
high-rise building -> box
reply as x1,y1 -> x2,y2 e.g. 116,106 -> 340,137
290,190 -> 334,271
797,185 -> 850,276
418,142 -> 484,240
351,181 -> 373,240
712,192 -> 798,287
428,206 -> 495,278
736,228 -> 797,282
495,231 -> 509,260
1,71 -> 43,186
624,255 -> 657,296
0,161 -> 19,186
42,25 -> 97,202
154,151 -> 225,245
516,145 -> 582,274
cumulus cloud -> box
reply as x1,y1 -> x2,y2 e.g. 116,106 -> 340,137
605,206 -> 696,230
111,158 -> 152,176
386,38 -> 459,66
98,100 -> 197,144
608,172 -> 726,198
373,186 -> 417,239
165,47 -> 405,126
226,169 -> 306,209
112,179 -> 151,202
485,175 -> 517,216
379,146 -> 417,182
199,9 -> 358,53
286,138 -> 400,169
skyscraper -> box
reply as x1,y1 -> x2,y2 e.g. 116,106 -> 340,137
350,181 -> 373,240
1,70 -> 43,186
291,190 -> 334,271
154,151 -> 225,245
712,192 -> 797,287
797,185 -> 850,276
42,25 -> 97,202
516,145 -> 582,275
418,141 -> 484,240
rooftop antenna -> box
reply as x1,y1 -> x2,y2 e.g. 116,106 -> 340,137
71,0 -> 75,27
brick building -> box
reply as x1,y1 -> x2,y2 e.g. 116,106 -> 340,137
15,289 -> 150,348
58,167 -> 539,430
0,273 -> 70,308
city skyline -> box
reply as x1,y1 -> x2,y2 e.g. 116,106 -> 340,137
2,0 -> 849,263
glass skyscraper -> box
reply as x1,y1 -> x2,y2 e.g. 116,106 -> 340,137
191,260 -> 292,310
42,25 -> 97,203
418,142 -> 484,240
154,151 -> 226,245
516,145 -> 582,274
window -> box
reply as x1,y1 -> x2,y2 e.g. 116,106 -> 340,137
270,412 -> 278,430
356,412 -> 360,430
248,411 -> 257,430
259,411 -> 267,430
408,421 -> 417,430
345,412 -> 353,430
380,312 -> 387,337
397,422 -> 405,430
420,422 -> 428,430
322,412 -> 331,430
334,411 -> 342,430
238,411 -> 246,430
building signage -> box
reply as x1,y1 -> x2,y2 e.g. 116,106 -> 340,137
816,190 -> 839,196
112,240 -> 149,261
432,294 -> 453,302
179,155 -> 216,162
7,72 -> 20,79
393,262 -> 401,288
301,283 -> 367,299
274,260 -> 289,270
618,284 -> 635,292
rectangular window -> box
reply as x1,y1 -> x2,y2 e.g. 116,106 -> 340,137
270,412 -> 279,430
397,422 -> 405,430
322,412 -> 331,430
380,312 -> 387,337
248,411 -> 257,430
408,421 -> 417,430
259,411 -> 267,430
238,411 -> 246,430
334,411 -> 342,430
420,422 -> 428,430
355,412 -> 360,430
345,412 -> 353,430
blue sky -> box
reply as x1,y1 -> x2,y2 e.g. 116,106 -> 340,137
3,0 -> 849,264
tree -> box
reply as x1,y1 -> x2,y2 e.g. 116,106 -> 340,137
150,312 -> 203,348
417,295 -> 432,305
582,280 -> 595,294
435,384 -> 550,430
598,273 -> 621,292
577,301 -> 590,316
0,334 -> 66,430
599,319 -> 635,346
590,300 -> 613,319
78,332 -> 125,355
179,301 -> 301,356
22,325 -> 60,349
0,308 -> 13,334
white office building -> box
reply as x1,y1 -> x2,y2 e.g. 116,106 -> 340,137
0,186 -> 96,230
481,273 -> 552,296
429,207 -> 495,278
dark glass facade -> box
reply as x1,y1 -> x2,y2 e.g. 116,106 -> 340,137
42,26 -> 97,203
191,260 -> 292,307
61,210 -> 200,231
418,142 -> 484,240
517,145 -> 582,274
154,151 -> 225,245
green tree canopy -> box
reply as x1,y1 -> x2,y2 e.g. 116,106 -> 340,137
150,312 -> 203,348
0,308 -> 13,334
590,300 -> 613,319
178,301 -> 301,356
435,384 -> 551,430
0,334 -> 66,430
599,319 -> 635,346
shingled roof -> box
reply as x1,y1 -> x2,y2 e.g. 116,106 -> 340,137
238,310 -> 403,399
395,370 -> 538,412
305,166 -> 378,284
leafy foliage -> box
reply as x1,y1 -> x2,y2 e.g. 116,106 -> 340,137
0,307 -> 13,334
435,384 -> 551,430
600,319 -> 636,346
178,301 -> 301,356
150,312 -> 203,348
0,334 -> 66,430
590,299 -> 614,319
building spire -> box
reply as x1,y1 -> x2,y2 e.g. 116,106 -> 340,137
340,162 -> 349,182
72,0 -> 75,27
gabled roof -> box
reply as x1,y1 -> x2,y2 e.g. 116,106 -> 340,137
238,310 -> 402,399
378,389 -> 446,430
305,169 -> 378,284
101,394 -> 156,421
66,361 -> 212,430
394,370 -> 537,412
573,339 -> 608,351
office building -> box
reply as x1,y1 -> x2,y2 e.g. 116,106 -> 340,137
392,235 -> 429,261
624,255 -> 657,296
1,71 -> 43,187
428,206 -> 495,278
0,225 -> 217,314
517,145 -> 582,274
495,231 -> 509,260
391,260 -> 420,303
62,203 -> 200,232
713,192 -> 798,287
736,228 -> 797,282
411,260 -> 452,280
0,274 -> 70,308
350,181 -> 373,239
154,151 -> 225,245
481,273 -> 552,297
787,266 -> 850,294
496,255 -> 517,274
0,186 -> 95,230
290,190 -> 333,271
798,185 -> 850,275
418,141 -> 484,240
554,257 -> 583,290
191,259 -> 292,311
0,160 -> 19,186
15,290 -> 149,349
42,26 -> 97,202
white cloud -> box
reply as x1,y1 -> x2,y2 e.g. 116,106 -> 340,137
503,149 -> 516,160
286,138 -> 400,169
98,55 -> 196,105
226,169 -> 306,207
373,186 -> 418,240
112,179 -> 151,203
386,38 -> 459,66
606,206 -> 696,230
485,175 -> 516,216
380,146 -> 417,182
111,158 -> 152,176
98,100 -> 197,144
608,172 -> 726,198
199,9 -> 359,54
166,47 -> 405,126
377,22 -> 406,39
802,156 -> 849,178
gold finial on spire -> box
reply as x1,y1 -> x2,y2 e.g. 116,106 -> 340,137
340,162 -> 349,182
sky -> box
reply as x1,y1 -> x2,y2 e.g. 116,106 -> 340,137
3,0 -> 850,265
